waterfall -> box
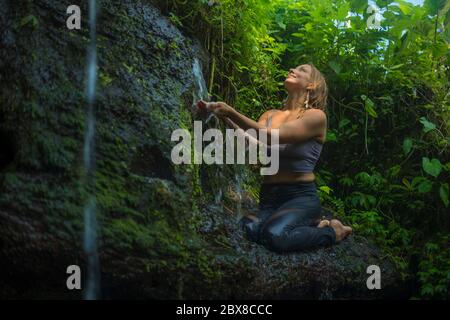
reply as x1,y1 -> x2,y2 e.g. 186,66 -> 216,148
234,170 -> 243,217
83,0 -> 100,300
214,171 -> 223,207
192,58 -> 223,206
191,58 -> 248,212
192,58 -> 208,103
192,58 -> 217,125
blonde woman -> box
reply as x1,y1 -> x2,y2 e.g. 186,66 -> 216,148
204,63 -> 352,252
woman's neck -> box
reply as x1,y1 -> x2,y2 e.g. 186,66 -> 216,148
284,90 -> 307,110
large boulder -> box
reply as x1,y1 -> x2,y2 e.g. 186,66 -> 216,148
0,0 -> 407,299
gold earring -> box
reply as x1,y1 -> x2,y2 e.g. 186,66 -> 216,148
305,90 -> 310,109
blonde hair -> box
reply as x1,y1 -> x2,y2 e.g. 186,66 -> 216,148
283,63 -> 328,118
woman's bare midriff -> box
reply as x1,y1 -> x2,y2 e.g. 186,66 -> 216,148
259,108 -> 326,184
263,171 -> 316,184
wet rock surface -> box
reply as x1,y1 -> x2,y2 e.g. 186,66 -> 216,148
197,200 -> 407,300
0,0 -> 407,299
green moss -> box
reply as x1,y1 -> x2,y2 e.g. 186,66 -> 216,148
99,72 -> 114,88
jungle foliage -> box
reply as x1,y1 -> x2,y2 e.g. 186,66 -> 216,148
152,0 -> 450,299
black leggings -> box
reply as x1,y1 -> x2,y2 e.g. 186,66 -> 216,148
240,181 -> 336,253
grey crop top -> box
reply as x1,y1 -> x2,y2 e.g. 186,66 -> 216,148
265,111 -> 323,173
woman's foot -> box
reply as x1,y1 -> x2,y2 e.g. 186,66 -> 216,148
330,219 -> 353,242
317,219 -> 330,228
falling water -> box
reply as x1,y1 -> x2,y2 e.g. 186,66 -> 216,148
204,108 -> 218,125
83,0 -> 100,300
214,171 -> 223,207
234,171 -> 243,216
192,58 -> 217,125
192,58 -> 223,206
214,188 -> 223,205
192,58 -> 208,103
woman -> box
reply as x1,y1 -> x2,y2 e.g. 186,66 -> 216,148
203,63 -> 352,253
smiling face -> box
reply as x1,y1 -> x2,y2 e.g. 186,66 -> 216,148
284,64 -> 313,92
282,63 -> 329,111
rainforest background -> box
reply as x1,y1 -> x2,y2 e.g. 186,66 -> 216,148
0,0 -> 448,299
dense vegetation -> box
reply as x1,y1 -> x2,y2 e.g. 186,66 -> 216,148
153,0 -> 449,299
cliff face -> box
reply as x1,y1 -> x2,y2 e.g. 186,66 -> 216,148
0,0 -> 406,299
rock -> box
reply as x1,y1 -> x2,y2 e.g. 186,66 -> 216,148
0,0 -> 407,299
195,201 -> 408,300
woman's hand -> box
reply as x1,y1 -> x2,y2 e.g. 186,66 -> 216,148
205,101 -> 234,118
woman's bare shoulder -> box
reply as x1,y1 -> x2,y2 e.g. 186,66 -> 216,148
303,108 -> 327,122
258,109 -> 280,122
258,109 -> 280,125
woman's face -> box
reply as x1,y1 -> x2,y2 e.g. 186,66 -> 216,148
284,64 -> 312,92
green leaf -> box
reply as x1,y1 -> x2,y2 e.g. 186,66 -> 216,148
326,130 -> 337,142
445,162 -> 450,171
411,176 -> 424,188
275,14 -> 286,30
356,172 -> 372,184
402,178 -> 412,190
319,186 -> 333,195
350,0 -> 369,13
391,184 -> 409,191
291,33 -> 304,38
419,117 -> 436,133
389,63 -> 405,70
339,177 -> 354,186
361,95 -> 377,118
403,138 -> 413,155
397,0 -> 414,15
439,183 -> 449,207
339,118 -> 351,129
277,21 -> 286,30
417,180 -> 432,193
304,23 -> 313,32
337,3 -> 350,20
329,60 -> 341,74
424,0 -> 447,15
20,15 -> 39,28
422,157 -> 442,177
388,165 -> 401,177
421,284 -> 434,296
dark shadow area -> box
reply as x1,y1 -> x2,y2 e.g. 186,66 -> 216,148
130,144 -> 174,181
0,129 -> 16,171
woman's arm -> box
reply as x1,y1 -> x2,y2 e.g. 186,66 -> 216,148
207,101 -> 326,144
227,108 -> 267,131
224,108 -> 280,147
223,117 -> 264,148
201,101 -> 267,130
227,107 -> 326,145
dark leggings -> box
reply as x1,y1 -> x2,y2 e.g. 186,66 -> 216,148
240,181 -> 336,253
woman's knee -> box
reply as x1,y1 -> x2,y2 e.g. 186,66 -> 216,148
260,225 -> 289,253
261,224 -> 318,253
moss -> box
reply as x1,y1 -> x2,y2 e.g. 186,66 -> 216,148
99,72 -> 114,88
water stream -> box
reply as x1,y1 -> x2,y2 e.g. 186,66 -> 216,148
83,0 -> 100,300
192,59 -> 223,206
